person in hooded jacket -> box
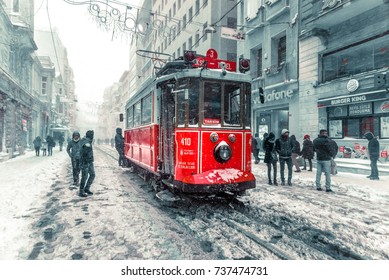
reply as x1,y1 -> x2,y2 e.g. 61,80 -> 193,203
79,130 -> 95,197
263,132 -> 278,185
290,135 -> 301,172
364,131 -> 380,180
115,127 -> 125,166
301,134 -> 314,171
275,129 -> 294,186
67,131 -> 82,185
33,136 -> 42,156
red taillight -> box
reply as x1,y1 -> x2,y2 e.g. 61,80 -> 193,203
184,50 -> 196,63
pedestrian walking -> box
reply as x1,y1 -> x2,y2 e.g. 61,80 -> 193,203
251,133 -> 261,164
46,135 -> 55,156
364,131 -> 380,180
58,133 -> 65,151
263,132 -> 278,186
33,136 -> 42,156
275,129 -> 293,186
329,138 -> 339,175
79,130 -> 95,197
301,134 -> 314,171
313,129 -> 336,193
67,131 -> 82,186
115,127 -> 125,167
41,140 -> 47,156
290,135 -> 301,172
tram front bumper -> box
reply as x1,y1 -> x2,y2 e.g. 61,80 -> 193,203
175,168 -> 256,193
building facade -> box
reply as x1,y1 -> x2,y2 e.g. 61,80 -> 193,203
299,0 -> 389,152
238,0 -> 299,139
0,0 -> 37,157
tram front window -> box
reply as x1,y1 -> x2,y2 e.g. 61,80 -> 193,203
224,84 -> 241,126
204,83 -> 221,124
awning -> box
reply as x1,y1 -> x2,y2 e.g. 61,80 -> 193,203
317,89 -> 388,108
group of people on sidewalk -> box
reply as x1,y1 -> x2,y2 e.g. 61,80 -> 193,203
255,129 -> 380,193
32,135 -> 61,157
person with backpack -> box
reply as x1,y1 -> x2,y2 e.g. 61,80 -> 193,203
290,135 -> 302,172
275,129 -> 294,186
263,132 -> 278,185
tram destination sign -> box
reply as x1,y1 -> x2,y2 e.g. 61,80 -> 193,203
318,91 -> 386,107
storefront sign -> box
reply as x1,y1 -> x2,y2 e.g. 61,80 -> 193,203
374,100 -> 389,113
349,103 -> 372,116
318,91 -> 385,107
346,79 -> 359,92
265,89 -> 293,102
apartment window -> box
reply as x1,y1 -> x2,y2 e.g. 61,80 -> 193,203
169,9 -> 171,20
173,3 -> 176,16
188,7 -> 193,23
195,33 -> 200,47
278,36 -> 286,66
203,22 -> 208,42
195,0 -> 200,15
41,77 -> 47,95
183,14 -> 187,29
177,47 -> 181,57
178,0 -> 181,10
204,0 -> 208,7
227,17 -> 237,29
183,42 -> 187,52
322,33 -> 389,82
13,0 -> 20,13
257,48 -> 263,78
189,36 -> 193,49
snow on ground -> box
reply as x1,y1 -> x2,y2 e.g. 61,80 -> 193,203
1,148 -> 389,260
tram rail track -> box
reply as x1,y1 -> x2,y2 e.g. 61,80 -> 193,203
96,145 -> 375,260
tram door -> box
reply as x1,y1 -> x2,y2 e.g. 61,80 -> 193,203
159,83 -> 175,177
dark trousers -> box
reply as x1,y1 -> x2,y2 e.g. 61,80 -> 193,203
279,157 -> 292,183
35,147 -> 40,156
267,161 -> 277,183
253,149 -> 260,163
116,148 -> 124,166
370,157 -> 379,178
303,158 -> 312,170
80,162 -> 95,192
71,158 -> 81,184
47,145 -> 53,156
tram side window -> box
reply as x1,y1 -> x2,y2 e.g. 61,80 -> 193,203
127,106 -> 133,128
134,101 -> 141,127
224,84 -> 241,126
204,83 -> 221,124
177,90 -> 186,127
141,94 -> 152,124
188,79 -> 199,126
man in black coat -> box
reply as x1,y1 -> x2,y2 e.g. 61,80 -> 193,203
275,129 -> 294,186
313,129 -> 335,192
79,130 -> 95,197
364,132 -> 380,180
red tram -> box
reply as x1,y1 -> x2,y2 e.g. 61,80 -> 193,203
122,49 -> 255,195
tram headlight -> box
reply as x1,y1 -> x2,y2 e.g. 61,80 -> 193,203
228,134 -> 236,143
210,132 -> 219,143
214,141 -> 232,163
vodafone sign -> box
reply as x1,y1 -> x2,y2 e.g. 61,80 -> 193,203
265,89 -> 294,102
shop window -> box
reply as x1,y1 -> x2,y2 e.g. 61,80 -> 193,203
342,117 -> 379,138
381,116 -> 389,138
278,36 -> 286,67
329,119 -> 343,138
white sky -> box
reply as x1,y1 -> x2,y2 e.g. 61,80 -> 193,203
34,0 -> 137,103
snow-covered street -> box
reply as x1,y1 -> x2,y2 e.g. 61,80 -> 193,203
1,146 -> 389,260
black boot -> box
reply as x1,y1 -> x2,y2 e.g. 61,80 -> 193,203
84,187 -> 93,195
268,180 -> 272,185
79,190 -> 87,197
